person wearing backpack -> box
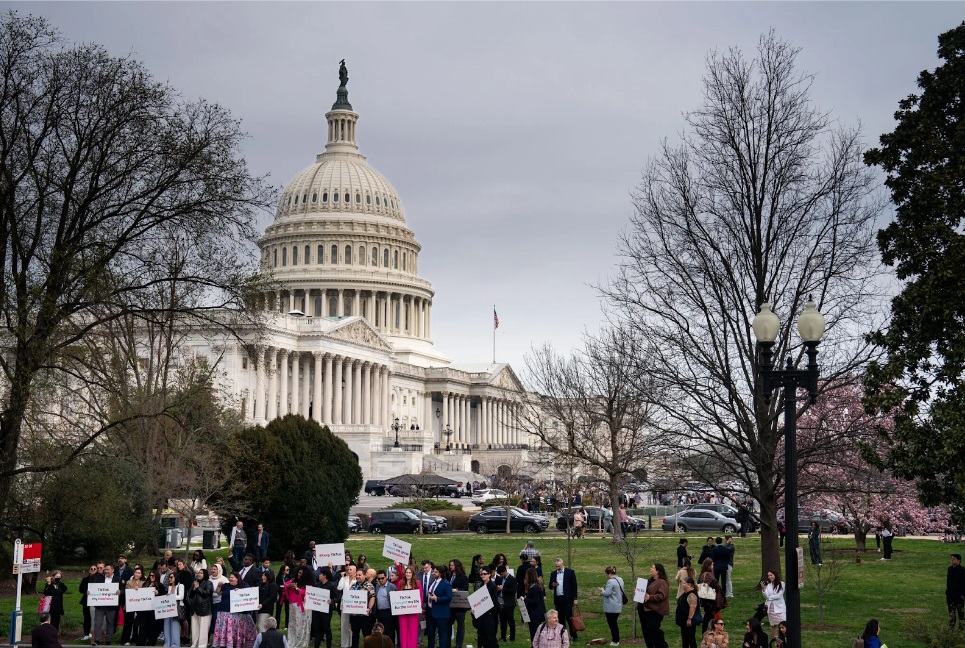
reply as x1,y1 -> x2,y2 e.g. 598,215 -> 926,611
531,611 -> 569,648
598,566 -> 625,647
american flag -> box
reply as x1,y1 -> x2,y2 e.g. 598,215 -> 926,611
493,307 -> 499,329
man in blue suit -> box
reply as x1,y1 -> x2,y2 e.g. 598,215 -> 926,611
426,565 -> 453,648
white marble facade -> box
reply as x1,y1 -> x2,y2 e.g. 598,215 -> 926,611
195,79 -> 531,480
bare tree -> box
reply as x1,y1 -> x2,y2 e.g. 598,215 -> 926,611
522,327 -> 664,543
804,548 -> 846,626
601,31 -> 884,573
611,524 -> 655,638
0,12 -> 272,518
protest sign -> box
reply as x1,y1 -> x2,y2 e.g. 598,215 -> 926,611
633,578 -> 648,604
125,588 -> 155,612
88,583 -> 119,607
518,599 -> 530,623
342,590 -> 368,614
468,587 -> 494,618
305,586 -> 331,613
450,590 -> 470,610
154,594 -> 178,620
382,536 -> 411,564
230,588 -> 259,613
314,544 -> 346,566
389,590 -> 422,615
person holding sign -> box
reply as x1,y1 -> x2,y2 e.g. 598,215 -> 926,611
164,571 -> 186,648
287,567 -> 313,648
212,574 -> 257,648
473,569 -> 500,648
425,566 -> 452,648
493,565 -> 516,643
639,564 -> 670,648
395,568 -> 422,648
349,569 -> 377,648
447,560 -> 469,648
337,565 -> 358,648
91,564 -> 122,647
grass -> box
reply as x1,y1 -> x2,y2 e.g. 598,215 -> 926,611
1,533 -> 954,647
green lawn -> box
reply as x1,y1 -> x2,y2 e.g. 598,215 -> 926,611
2,533 -> 955,647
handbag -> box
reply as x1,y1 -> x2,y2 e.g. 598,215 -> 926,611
38,596 -> 52,615
569,604 -> 586,632
697,582 -> 716,601
618,584 -> 628,605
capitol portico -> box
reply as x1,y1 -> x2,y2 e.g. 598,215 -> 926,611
204,67 -> 533,480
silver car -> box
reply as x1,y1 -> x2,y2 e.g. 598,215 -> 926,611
661,509 -> 739,533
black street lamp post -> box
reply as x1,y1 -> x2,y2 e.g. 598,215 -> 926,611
752,300 -> 825,648
391,417 -> 402,448
444,425 -> 453,451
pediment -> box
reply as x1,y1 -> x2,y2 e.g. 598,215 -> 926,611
491,365 -> 524,392
325,318 -> 392,351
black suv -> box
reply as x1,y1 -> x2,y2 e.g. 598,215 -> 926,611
369,509 -> 438,534
365,480 -> 388,496
468,507 -> 549,534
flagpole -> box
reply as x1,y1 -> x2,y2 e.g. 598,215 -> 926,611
493,305 -> 496,364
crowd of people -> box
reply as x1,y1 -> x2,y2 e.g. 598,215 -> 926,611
34,531 -> 898,648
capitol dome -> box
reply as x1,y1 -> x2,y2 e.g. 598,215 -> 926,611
257,72 -> 442,366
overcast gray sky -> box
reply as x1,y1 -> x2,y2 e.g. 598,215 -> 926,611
8,2 -> 961,371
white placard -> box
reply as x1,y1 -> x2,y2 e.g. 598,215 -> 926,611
88,583 -> 119,607
305,586 -> 331,613
382,536 -> 411,564
633,578 -> 648,604
390,590 -> 422,616
230,588 -> 259,613
125,588 -> 156,612
342,590 -> 368,614
468,587 -> 494,618
153,594 -> 178,619
507,568 -> 514,577
518,599 -> 530,623
314,543 -> 346,566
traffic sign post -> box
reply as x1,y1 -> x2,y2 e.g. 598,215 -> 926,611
9,539 -> 41,647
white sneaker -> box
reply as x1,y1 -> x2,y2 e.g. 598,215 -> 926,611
81,636 -> 91,642
609,642 -> 620,646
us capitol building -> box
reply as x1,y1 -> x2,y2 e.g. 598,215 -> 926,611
204,67 -> 532,481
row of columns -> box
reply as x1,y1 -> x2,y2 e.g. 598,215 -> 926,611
439,392 -> 522,447
253,347 -> 391,427
265,289 -> 432,339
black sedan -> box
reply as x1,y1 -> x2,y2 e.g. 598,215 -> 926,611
468,507 -> 549,534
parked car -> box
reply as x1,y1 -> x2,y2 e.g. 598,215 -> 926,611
468,507 -> 549,534
684,503 -> 761,531
436,482 -> 467,498
798,511 -> 850,534
471,489 -> 509,505
397,508 -> 448,532
369,509 -> 438,534
348,515 -> 361,533
661,509 -> 740,533
364,480 -> 388,496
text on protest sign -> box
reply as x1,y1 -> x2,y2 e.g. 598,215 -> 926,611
468,587 -> 494,618
450,590 -> 470,610
382,536 -> 412,564
314,543 -> 346,566
342,590 -> 368,614
305,586 -> 331,613
125,588 -> 156,612
230,588 -> 259,613
389,590 -> 422,616
633,578 -> 648,604
153,594 -> 178,620
88,583 -> 119,607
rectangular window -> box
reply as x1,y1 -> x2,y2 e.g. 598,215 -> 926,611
242,357 -> 249,370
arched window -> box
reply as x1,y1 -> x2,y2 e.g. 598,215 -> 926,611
302,194 -> 307,203
282,248 -> 287,266
292,246 -> 298,266
344,193 -> 350,203
371,247 -> 378,266
305,245 -> 311,263
317,245 -> 324,264
355,193 -> 361,204
322,192 -> 328,202
312,193 -> 317,203
393,250 -> 398,269
273,249 -> 278,267
328,295 -> 338,316
345,300 -> 352,316
375,196 -> 381,206
331,244 -> 338,264
333,192 -> 339,203
383,248 -> 389,267
358,246 -> 365,266
345,245 -> 352,265
402,252 -> 406,271
366,194 -> 371,205
314,297 -> 322,317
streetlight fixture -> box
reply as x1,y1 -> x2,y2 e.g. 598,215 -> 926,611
391,417 -> 403,449
444,425 -> 453,452
752,299 -> 825,648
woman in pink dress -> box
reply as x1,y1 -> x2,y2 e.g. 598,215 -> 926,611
397,567 -> 422,648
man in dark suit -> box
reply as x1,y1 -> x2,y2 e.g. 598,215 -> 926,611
255,524 -> 270,562
31,613 -> 62,648
115,555 -> 134,584
549,559 -> 579,641
238,554 -> 262,589
494,565 -> 517,642
426,566 -> 453,648
676,540 -> 691,569
91,564 -> 122,645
